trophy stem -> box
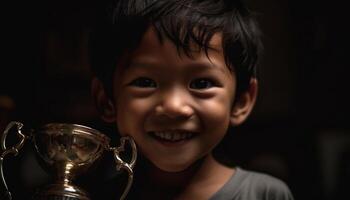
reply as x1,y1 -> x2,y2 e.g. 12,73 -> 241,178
34,162 -> 91,200
57,162 -> 75,185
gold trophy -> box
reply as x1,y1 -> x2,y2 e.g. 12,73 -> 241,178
0,121 -> 137,200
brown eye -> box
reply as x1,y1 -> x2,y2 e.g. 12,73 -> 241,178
189,78 -> 215,89
129,77 -> 157,88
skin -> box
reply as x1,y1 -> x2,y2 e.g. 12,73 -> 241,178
92,26 -> 257,199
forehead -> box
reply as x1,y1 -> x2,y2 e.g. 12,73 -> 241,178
131,26 -> 224,57
122,26 -> 231,74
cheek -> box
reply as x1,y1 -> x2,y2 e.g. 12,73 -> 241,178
116,96 -> 154,135
196,95 -> 233,156
198,95 -> 232,132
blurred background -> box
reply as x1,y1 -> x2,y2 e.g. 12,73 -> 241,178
1,0 -> 349,199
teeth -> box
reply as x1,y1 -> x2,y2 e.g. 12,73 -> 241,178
173,133 -> 180,140
152,131 -> 194,141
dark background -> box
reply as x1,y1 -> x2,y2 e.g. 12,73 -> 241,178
1,0 -> 349,199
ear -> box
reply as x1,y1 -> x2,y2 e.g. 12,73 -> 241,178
91,77 -> 116,123
230,78 -> 258,126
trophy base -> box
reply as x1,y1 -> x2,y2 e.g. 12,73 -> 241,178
33,183 -> 90,200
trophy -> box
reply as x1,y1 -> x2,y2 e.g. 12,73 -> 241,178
0,121 -> 137,200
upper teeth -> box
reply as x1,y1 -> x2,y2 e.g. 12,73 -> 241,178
153,131 -> 193,141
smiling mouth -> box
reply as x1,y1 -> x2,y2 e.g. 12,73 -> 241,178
149,130 -> 196,142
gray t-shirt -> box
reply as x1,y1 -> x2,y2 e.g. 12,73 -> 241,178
209,167 -> 294,200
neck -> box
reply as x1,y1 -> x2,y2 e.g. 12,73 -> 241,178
133,155 -> 205,199
134,153 -> 235,199
176,154 -> 236,200
142,156 -> 205,190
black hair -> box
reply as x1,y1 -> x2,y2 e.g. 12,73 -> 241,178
89,0 -> 262,96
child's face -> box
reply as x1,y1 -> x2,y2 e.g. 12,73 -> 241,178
112,27 -> 237,172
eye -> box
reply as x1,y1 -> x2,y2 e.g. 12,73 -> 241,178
129,77 -> 157,88
189,78 -> 216,89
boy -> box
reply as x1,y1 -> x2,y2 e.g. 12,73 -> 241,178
89,0 -> 294,199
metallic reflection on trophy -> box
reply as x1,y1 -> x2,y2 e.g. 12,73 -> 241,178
0,121 -> 137,200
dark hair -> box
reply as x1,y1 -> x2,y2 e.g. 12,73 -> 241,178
89,0 -> 262,96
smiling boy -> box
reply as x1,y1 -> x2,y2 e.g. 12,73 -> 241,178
89,0 -> 294,199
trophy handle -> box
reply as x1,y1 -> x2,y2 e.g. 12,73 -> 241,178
0,121 -> 27,200
110,136 -> 137,200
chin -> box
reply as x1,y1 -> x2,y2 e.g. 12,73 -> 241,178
152,160 -> 193,173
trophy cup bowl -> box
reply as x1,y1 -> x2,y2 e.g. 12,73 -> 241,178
33,123 -> 110,200
1,122 -> 137,200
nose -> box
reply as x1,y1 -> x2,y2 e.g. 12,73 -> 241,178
155,88 -> 194,119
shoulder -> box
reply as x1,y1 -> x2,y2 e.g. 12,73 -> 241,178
210,167 -> 294,200
235,168 -> 294,200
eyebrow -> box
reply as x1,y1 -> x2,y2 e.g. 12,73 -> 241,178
128,59 -> 228,74
128,60 -> 159,68
127,57 -> 164,69
187,62 -> 229,76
